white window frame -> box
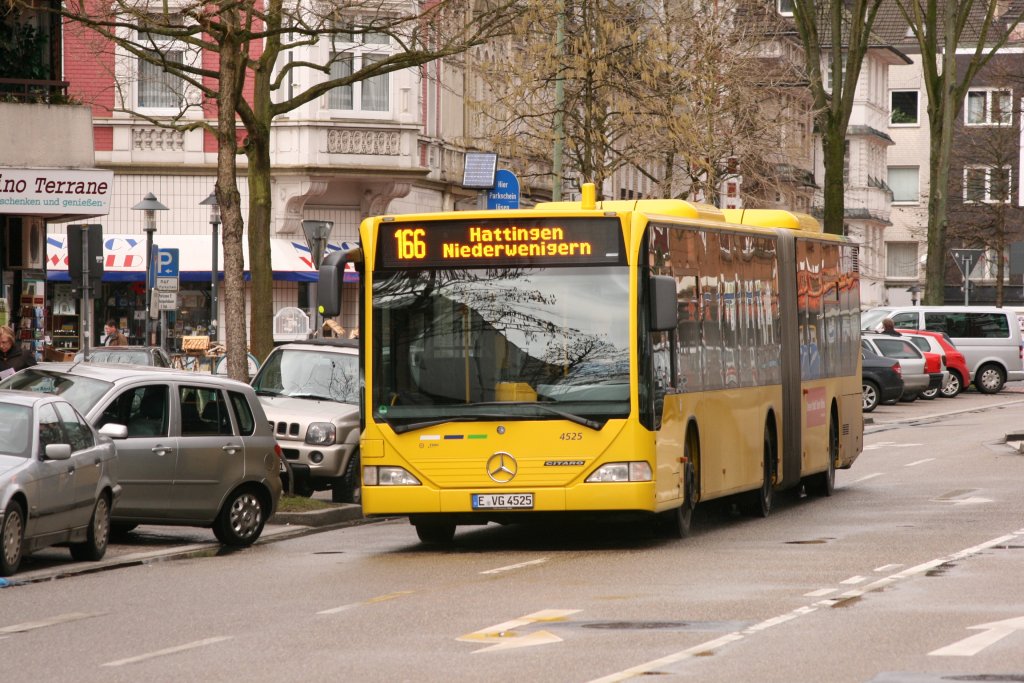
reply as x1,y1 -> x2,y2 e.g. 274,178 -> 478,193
888,166 -> 920,204
886,242 -> 919,279
963,165 -> 1012,203
890,89 -> 919,126
824,54 -> 848,94
135,15 -> 199,114
326,17 -> 393,116
777,0 -> 793,16
965,88 -> 1012,126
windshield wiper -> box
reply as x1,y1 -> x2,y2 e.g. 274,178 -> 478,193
288,392 -> 336,401
471,402 -> 603,430
389,415 -> 493,434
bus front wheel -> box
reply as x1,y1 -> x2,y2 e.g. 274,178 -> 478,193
415,521 -> 456,544
743,425 -> 775,518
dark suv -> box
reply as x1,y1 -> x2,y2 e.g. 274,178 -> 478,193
861,348 -> 904,412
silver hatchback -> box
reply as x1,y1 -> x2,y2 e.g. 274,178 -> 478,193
1,363 -> 283,547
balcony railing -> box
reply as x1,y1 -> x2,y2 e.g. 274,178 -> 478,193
0,78 -> 70,103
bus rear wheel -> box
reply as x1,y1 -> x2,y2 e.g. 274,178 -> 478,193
743,425 -> 775,518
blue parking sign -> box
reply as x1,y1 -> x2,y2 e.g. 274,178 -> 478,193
157,248 -> 180,277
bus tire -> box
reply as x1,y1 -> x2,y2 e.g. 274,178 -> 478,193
743,424 -> 775,518
415,521 -> 456,544
662,442 -> 697,539
807,411 -> 837,497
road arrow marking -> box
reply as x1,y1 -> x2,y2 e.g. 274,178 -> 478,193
930,616 -> 1024,656
457,609 -> 580,653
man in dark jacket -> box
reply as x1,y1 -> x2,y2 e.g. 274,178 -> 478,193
0,324 -> 37,374
881,318 -> 902,336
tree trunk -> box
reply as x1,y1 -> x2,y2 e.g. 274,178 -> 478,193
245,129 -> 274,364
923,94 -> 957,306
820,122 -> 846,236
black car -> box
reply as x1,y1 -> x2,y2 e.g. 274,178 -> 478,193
861,348 -> 904,412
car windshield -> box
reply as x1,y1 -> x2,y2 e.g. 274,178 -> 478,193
0,402 -> 32,457
861,309 -> 894,331
371,265 -> 631,428
85,350 -> 151,365
0,369 -> 113,415
251,348 -> 359,404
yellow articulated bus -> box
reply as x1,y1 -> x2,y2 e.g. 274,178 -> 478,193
318,184 -> 863,543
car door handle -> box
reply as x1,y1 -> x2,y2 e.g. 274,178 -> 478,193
222,443 -> 243,453
151,445 -> 173,456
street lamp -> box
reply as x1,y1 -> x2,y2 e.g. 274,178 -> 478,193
200,191 -> 220,341
301,219 -> 334,336
906,284 -> 921,306
132,192 -> 168,345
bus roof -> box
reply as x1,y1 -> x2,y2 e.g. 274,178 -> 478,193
722,208 -> 822,232
535,198 -> 726,223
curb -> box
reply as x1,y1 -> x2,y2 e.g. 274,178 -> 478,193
270,504 -> 364,527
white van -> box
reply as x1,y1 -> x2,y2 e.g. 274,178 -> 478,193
861,306 -> 1024,394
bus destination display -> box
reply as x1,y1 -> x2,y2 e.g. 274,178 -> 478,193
376,217 -> 625,268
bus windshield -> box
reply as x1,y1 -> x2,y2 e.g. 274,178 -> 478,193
372,265 -> 631,428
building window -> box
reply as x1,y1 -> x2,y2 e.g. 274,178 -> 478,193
888,166 -> 919,203
965,89 -> 1012,125
824,54 -> 848,93
137,17 -> 189,109
890,90 -> 919,125
777,0 -> 794,16
886,242 -> 918,278
963,166 -> 1011,203
327,19 -> 391,113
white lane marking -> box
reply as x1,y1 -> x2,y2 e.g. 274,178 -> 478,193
803,588 -> 836,597
949,497 -> 994,506
930,616 -> 1024,657
588,528 -> 1024,682
863,442 -> 922,451
840,576 -> 866,585
318,590 -> 414,615
0,612 -> 102,634
851,473 -> 883,484
874,564 -> 902,572
481,558 -> 548,575
102,636 -> 231,667
457,609 -> 580,653
904,458 -> 934,467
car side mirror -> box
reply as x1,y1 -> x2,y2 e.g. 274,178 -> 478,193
99,423 -> 129,439
44,443 -> 72,460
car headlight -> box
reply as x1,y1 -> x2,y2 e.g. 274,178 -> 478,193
305,422 -> 337,446
363,466 -> 421,486
585,462 -> 653,483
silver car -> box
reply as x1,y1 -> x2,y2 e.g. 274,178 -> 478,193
1,390 -> 121,576
0,364 -> 283,547
861,334 -> 931,401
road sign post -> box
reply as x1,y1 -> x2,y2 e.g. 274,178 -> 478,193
951,249 -> 984,305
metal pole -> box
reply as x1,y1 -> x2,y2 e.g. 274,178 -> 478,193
211,218 -> 219,342
80,230 -> 91,360
144,225 -> 155,344
552,0 -> 565,201
964,256 -> 972,306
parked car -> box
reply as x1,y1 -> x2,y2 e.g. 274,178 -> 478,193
901,330 -> 971,398
860,348 -> 904,412
861,333 -> 933,401
0,390 -> 122,576
862,306 -> 1024,393
250,339 -> 361,503
0,364 -> 282,546
74,345 -> 172,367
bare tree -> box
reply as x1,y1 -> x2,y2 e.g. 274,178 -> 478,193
52,0 -> 522,377
894,0 -> 1024,304
789,0 -> 885,235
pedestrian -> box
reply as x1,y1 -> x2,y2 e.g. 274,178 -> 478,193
881,318 -> 902,336
103,320 -> 128,346
0,324 -> 36,375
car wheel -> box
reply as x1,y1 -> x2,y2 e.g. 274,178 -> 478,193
899,392 -> 917,402
1,501 -> 25,577
213,486 -> 267,547
415,521 -> 456,544
331,451 -> 361,505
920,387 -> 938,400
975,363 -> 1005,394
862,380 -> 880,412
940,371 -> 963,398
70,494 -> 111,562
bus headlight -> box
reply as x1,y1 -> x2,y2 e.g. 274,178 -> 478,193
363,466 -> 421,486
305,422 -> 337,446
585,462 -> 653,483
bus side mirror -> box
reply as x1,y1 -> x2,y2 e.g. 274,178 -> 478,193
649,275 -> 678,331
317,247 -> 362,317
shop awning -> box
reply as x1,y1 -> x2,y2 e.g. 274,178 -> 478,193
46,234 -> 359,283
